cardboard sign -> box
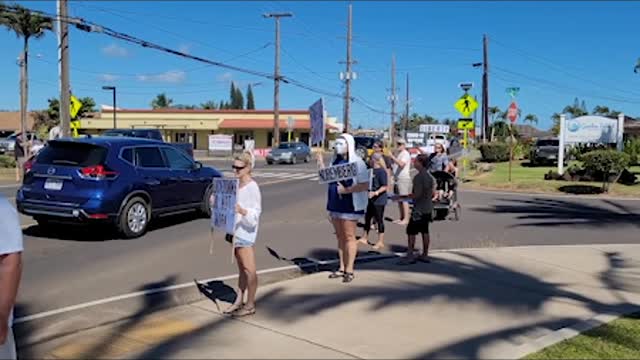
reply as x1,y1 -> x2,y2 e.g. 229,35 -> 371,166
318,162 -> 358,184
211,178 -> 238,235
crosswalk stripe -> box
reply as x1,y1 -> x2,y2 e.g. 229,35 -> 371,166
288,173 -> 318,180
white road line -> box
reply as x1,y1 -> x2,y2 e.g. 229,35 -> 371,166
462,188 -> 640,202
254,172 -> 281,178
14,252 -> 400,324
0,184 -> 18,189
309,177 -> 320,182
287,173 -> 318,180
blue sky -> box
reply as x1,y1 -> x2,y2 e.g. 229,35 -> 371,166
1,1 -> 640,131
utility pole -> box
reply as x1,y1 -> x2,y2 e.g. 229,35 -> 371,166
403,73 -> 410,140
340,3 -> 355,133
388,54 -> 397,143
59,0 -> 71,137
263,12 -> 292,147
481,34 -> 489,143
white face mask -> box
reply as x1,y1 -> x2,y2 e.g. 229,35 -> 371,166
334,139 -> 348,155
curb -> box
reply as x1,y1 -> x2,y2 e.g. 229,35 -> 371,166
14,252 -> 397,349
507,305 -> 640,359
461,186 -> 640,201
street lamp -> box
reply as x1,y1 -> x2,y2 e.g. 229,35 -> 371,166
102,86 -> 117,129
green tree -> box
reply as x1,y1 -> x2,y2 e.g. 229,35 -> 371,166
151,93 -> 173,109
551,113 -> 562,135
1,3 -> 53,142
592,105 -> 610,116
229,82 -> 239,109
246,84 -> 255,109
201,100 -> 217,110
582,149 -> 630,192
563,97 -> 588,118
524,114 -> 538,125
488,106 -> 501,123
234,86 -> 244,109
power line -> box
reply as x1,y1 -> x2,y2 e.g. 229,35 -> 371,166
280,46 -> 338,83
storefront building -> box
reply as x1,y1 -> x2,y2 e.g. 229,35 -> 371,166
80,108 -> 336,150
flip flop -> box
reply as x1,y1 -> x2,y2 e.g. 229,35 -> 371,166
232,307 -> 256,317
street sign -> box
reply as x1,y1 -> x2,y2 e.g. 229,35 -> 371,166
419,124 -> 450,134
70,95 -> 83,119
454,94 -> 478,118
457,118 -> 474,130
287,116 -> 295,131
506,87 -> 520,98
458,82 -> 474,92
507,101 -> 519,123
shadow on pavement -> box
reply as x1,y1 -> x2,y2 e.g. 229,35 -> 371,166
476,197 -> 640,229
558,184 -> 604,195
22,212 -> 206,241
195,280 -> 237,311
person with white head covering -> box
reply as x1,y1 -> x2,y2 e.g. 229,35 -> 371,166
317,133 -> 369,283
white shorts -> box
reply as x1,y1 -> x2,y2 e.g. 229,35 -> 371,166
395,178 -> 412,196
329,212 -> 364,221
0,327 -> 17,360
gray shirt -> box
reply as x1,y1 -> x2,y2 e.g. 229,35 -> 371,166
412,169 -> 435,216
0,196 -> 23,327
429,153 -> 449,173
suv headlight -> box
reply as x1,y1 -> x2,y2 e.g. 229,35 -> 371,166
282,152 -> 292,157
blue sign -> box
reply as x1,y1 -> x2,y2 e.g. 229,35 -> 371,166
309,98 -> 325,146
564,116 -> 619,144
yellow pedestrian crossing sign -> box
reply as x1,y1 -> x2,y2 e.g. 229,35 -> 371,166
457,118 -> 475,130
454,94 -> 478,118
70,95 -> 83,119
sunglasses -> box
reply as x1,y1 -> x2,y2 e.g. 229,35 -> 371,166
232,165 -> 247,171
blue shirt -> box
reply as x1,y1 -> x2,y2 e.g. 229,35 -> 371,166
326,157 -> 365,214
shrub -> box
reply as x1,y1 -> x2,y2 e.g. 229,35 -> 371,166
581,150 -> 630,192
624,136 -> 640,165
479,142 -> 509,162
0,155 -> 16,168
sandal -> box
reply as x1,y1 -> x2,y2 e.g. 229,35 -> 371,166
232,306 -> 256,317
328,270 -> 345,279
342,272 -> 355,283
223,303 -> 243,314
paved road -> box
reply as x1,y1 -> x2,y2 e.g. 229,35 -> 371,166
8,164 -> 640,319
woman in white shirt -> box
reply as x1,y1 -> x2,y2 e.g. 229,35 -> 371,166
213,151 -> 262,317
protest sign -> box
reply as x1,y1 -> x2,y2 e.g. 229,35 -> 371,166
318,162 -> 358,184
211,178 -> 238,235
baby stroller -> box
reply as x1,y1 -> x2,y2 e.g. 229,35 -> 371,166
430,171 -> 461,221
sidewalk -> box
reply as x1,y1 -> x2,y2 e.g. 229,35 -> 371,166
20,244 -> 640,359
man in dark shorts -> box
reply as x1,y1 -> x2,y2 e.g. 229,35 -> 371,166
393,154 -> 437,265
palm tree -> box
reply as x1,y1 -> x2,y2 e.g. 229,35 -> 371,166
488,106 -> 501,123
1,4 -> 53,148
562,98 -> 588,118
151,93 -> 173,109
524,114 -> 538,125
593,105 -> 611,116
201,100 -> 217,110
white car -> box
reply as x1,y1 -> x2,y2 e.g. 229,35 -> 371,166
418,133 -> 449,154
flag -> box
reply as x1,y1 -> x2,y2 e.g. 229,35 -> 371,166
309,98 -> 325,146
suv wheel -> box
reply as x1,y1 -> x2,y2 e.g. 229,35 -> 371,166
119,197 -> 150,238
291,156 -> 297,165
304,154 -> 310,163
200,185 -> 214,217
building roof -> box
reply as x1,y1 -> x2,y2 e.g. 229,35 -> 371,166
101,108 -> 310,115
0,111 -> 36,131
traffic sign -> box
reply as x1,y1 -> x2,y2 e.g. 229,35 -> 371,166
458,82 -> 474,92
506,87 -> 520,98
419,124 -> 450,134
457,118 -> 474,130
70,95 -> 83,119
454,94 -> 478,118
507,101 -> 519,123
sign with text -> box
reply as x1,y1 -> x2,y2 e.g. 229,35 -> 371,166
318,162 -> 358,184
564,116 -> 619,144
309,98 -> 325,145
419,124 -> 450,134
211,178 -> 238,235
208,134 -> 233,152
457,118 -> 475,130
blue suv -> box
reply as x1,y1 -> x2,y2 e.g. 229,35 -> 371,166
16,137 -> 222,238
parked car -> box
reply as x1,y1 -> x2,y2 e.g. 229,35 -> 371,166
0,132 -> 39,155
530,138 -> 566,166
16,137 -> 222,238
266,142 -> 311,165
101,128 -> 194,158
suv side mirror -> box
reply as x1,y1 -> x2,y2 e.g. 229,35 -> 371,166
193,161 -> 203,170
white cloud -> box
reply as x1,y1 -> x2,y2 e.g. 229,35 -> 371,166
98,73 -> 119,82
216,72 -> 233,83
101,43 -> 129,58
137,70 -> 186,83
178,43 -> 191,54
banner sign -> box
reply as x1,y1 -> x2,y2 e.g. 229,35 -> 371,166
309,98 -> 325,146
211,178 -> 238,235
564,116 -> 619,144
208,134 -> 233,152
419,124 -> 450,134
318,162 -> 358,184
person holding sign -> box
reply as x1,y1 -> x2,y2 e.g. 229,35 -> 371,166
210,151 -> 262,317
359,153 -> 388,250
317,134 -> 369,283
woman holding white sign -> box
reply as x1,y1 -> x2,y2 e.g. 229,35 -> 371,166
317,134 -> 369,283
211,151 -> 262,316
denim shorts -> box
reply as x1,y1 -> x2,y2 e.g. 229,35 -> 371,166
233,237 -> 255,248
329,211 -> 364,221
